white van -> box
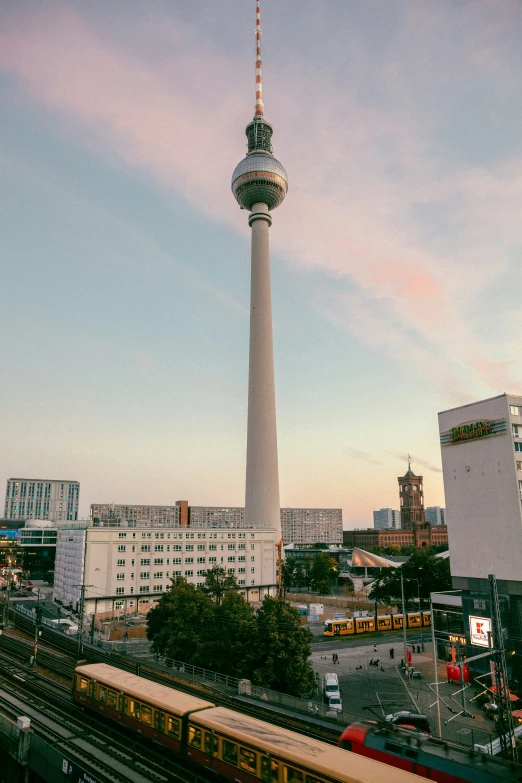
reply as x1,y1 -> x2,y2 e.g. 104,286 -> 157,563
328,695 -> 343,713
323,672 -> 340,702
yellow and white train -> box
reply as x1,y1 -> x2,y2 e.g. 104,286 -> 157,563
323,611 -> 431,637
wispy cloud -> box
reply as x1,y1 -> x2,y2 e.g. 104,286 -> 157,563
2,3 -> 522,402
386,451 -> 442,474
344,449 -> 382,466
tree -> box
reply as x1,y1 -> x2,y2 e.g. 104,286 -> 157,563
310,553 -> 338,594
368,552 -> 452,604
200,566 -> 239,605
204,591 -> 256,677
146,577 -> 215,664
250,597 -> 315,696
282,558 -> 298,591
43,570 -> 54,586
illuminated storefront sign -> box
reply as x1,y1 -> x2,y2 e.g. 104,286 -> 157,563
448,634 -> 467,645
440,418 -> 507,446
469,616 -> 492,648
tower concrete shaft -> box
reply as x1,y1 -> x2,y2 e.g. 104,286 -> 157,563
244,203 -> 281,536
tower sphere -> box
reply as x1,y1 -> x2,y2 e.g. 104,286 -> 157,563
231,151 -> 288,212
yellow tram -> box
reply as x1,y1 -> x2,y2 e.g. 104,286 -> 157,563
323,611 -> 431,637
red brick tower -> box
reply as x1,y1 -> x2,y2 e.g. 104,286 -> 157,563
398,457 -> 427,546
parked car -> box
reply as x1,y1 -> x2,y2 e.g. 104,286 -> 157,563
483,702 -> 499,720
328,696 -> 343,713
385,711 -> 431,735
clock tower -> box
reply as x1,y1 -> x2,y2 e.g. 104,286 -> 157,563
398,457 -> 425,530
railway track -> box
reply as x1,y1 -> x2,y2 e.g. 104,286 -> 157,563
2,619 -> 342,745
0,654 -> 212,783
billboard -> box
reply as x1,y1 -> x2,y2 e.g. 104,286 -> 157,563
469,616 -> 492,647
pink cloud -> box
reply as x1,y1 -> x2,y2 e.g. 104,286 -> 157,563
2,4 -> 522,401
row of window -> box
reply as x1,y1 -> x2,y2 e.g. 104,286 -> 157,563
114,576 -> 253,594
116,566 -> 254,581
117,544 -> 256,553
116,531 -> 254,540
116,556 -> 256,565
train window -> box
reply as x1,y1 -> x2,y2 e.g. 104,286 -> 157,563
261,757 -> 279,783
384,742 -> 403,755
284,766 -> 304,783
240,748 -> 257,774
141,706 -> 152,725
204,732 -> 218,756
129,700 -> 141,720
404,749 -> 418,760
167,716 -> 180,738
79,678 -> 89,693
107,690 -> 117,708
98,686 -> 107,704
154,711 -> 165,733
306,776 -> 326,783
222,739 -> 238,766
189,726 -> 202,749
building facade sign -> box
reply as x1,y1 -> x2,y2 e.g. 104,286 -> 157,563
469,616 -> 492,647
448,634 -> 467,645
440,418 -> 507,446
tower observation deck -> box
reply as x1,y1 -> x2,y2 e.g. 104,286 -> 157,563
231,1 -> 287,539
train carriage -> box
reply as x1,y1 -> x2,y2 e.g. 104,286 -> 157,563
73,663 -> 214,754
324,611 -> 432,637
188,704 -> 420,783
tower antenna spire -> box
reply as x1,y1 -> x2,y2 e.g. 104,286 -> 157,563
255,0 -> 264,117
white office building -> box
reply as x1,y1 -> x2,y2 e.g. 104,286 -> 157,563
425,506 -> 446,526
4,478 -> 80,522
53,522 -> 278,616
373,508 -> 400,530
438,393 -> 522,590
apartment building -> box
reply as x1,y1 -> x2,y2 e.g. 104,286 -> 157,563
5,478 -> 79,522
53,523 -> 278,616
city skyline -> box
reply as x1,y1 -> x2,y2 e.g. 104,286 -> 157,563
2,2 -> 522,525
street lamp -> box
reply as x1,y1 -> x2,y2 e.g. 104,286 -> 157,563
411,576 -> 423,646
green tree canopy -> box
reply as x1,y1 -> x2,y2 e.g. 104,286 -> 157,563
43,570 -> 54,586
200,566 -> 239,605
204,590 -> 256,677
251,597 -> 315,696
310,553 -> 338,593
368,552 -> 451,604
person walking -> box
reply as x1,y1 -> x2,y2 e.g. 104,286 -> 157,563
389,647 -> 395,660
373,644 -> 377,653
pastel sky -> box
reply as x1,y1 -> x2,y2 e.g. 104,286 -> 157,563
2,0 -> 522,528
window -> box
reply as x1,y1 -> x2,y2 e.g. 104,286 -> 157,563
228,544 -> 235,550
155,545 -> 164,552
251,556 -> 255,562
513,425 -> 520,437
205,732 -> 219,756
208,557 -> 217,564
516,443 -> 522,452
154,571 -> 163,578
197,569 -> 206,577
142,532 -> 152,539
185,544 -> 194,551
251,544 -> 255,550
189,725 -> 202,748
116,573 -> 125,581
185,557 -> 194,564
173,557 -> 182,565
240,748 -> 257,774
107,690 -> 117,707
172,570 -> 181,577
185,570 -> 193,577
140,572 -> 150,579
197,544 -> 205,551
117,559 -> 126,567
228,568 -> 235,575
141,558 -> 150,566
118,532 -> 127,538
129,699 -> 141,719
155,533 -> 164,539
238,568 -> 245,574
154,558 -> 164,565
167,716 -> 180,737
209,544 -> 217,551
238,556 -> 246,562
239,579 -> 246,586
173,545 -> 182,551
153,585 -> 163,592
79,677 -> 89,693
284,767 -> 304,783
140,585 -> 149,593
154,711 -> 165,733
141,706 -> 152,725
238,544 -> 246,550
131,573 -> 135,579
511,406 -> 520,415
261,757 -> 279,783
228,556 -> 235,562
251,567 -> 255,573
116,587 -> 124,595
98,685 -> 107,703
118,545 -> 126,552
222,740 -> 238,766
141,545 -> 151,552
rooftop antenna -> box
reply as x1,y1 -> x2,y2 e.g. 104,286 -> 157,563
255,0 -> 264,117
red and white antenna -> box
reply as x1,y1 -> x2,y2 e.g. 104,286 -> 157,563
255,0 -> 264,117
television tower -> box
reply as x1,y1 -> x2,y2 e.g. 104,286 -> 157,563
231,0 -> 288,538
